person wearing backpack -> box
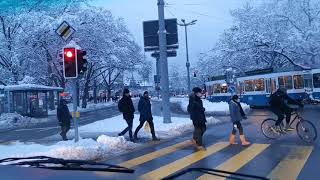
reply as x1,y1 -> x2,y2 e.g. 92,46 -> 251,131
188,87 -> 207,151
118,88 -> 135,142
229,95 -> 250,146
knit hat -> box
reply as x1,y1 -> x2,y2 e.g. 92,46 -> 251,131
192,87 -> 202,93
123,88 -> 130,95
232,95 -> 239,100
143,91 -> 149,95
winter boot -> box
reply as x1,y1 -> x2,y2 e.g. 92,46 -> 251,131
196,145 -> 206,151
152,136 -> 160,141
229,134 -> 238,145
240,135 -> 250,146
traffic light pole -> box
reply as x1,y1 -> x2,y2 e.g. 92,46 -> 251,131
158,0 -> 171,123
72,79 -> 79,142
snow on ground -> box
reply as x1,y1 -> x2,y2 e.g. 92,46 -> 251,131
73,115 -> 220,138
0,135 -> 138,161
0,113 -> 50,130
170,97 -> 250,115
0,115 -> 220,161
48,101 -> 115,115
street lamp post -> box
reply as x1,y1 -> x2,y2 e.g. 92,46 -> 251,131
178,19 -> 197,93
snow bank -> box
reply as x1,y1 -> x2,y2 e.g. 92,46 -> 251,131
73,114 -> 220,139
0,115 -> 220,161
170,97 -> 250,114
0,113 -> 50,130
0,135 -> 138,161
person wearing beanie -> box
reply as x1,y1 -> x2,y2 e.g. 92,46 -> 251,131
134,91 -> 159,141
187,87 -> 207,151
229,95 -> 250,146
118,88 -> 135,142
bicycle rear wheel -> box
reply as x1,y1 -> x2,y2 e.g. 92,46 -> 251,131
261,118 -> 281,139
296,120 -> 317,143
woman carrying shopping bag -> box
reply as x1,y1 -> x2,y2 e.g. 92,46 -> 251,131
229,95 -> 250,146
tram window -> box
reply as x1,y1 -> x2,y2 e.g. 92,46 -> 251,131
213,84 -> 221,93
254,79 -> 265,91
208,85 -> 213,95
244,80 -> 254,92
221,85 -> 228,93
293,75 -> 304,89
313,73 -> 320,88
278,76 -> 293,89
304,74 -> 312,88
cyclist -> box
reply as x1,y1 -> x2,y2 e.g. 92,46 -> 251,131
269,87 -> 303,132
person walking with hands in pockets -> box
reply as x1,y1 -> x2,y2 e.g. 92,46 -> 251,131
229,95 -> 250,146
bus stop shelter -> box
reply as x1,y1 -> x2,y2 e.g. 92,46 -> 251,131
0,84 -> 63,117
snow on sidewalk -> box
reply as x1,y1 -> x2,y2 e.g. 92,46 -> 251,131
0,115 -> 220,161
170,97 -> 250,114
0,135 -> 138,160
0,113 -> 50,130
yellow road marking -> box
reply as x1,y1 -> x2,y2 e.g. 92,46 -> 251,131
140,142 -> 229,180
197,144 -> 270,180
268,146 -> 313,180
95,140 -> 193,177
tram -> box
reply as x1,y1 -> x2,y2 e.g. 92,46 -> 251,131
206,68 -> 320,107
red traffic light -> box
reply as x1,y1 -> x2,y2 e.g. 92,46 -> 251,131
66,51 -> 73,58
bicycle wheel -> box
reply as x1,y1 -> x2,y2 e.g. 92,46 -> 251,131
261,118 -> 281,139
296,120 -> 318,143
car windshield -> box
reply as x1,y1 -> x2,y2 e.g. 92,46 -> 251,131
0,0 -> 319,180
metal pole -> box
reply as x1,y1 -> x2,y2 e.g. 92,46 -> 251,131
158,0 -> 171,123
72,79 -> 79,142
184,25 -> 191,92
156,57 -> 160,99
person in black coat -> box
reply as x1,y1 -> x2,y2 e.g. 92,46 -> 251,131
188,87 -> 206,150
269,88 -> 302,131
118,88 -> 135,141
57,99 -> 72,141
134,91 -> 159,141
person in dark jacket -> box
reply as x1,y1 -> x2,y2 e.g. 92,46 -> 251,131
269,88 -> 303,131
134,91 -> 159,141
118,88 -> 135,141
57,99 -> 72,141
229,95 -> 250,145
188,87 -> 206,151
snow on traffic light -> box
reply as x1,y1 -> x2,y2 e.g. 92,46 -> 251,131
63,47 -> 78,79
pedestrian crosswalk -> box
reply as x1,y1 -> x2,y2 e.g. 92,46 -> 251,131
101,140 -> 315,180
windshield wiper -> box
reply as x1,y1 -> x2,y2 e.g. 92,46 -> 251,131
0,156 -> 134,173
162,168 -> 269,180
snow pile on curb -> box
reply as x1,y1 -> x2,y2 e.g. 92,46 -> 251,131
170,97 -> 250,114
0,135 -> 138,160
0,113 -> 49,130
73,115 -> 221,139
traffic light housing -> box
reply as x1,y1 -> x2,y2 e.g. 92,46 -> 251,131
63,47 -> 78,78
77,50 -> 88,74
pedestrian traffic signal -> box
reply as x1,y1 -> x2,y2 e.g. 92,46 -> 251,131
63,47 -> 78,78
77,50 -> 88,74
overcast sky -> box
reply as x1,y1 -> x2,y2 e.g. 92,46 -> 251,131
91,0 -> 262,74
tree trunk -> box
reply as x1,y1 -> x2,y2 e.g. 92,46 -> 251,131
76,80 -> 80,107
82,80 -> 90,108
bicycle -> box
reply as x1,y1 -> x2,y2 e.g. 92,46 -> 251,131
261,106 -> 317,143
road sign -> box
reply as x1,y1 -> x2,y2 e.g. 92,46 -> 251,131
143,18 -> 178,52
56,21 -> 75,41
151,50 -> 177,58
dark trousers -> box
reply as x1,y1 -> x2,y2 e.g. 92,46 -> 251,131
232,121 -> 243,135
60,124 -> 70,140
134,120 -> 156,138
271,108 -> 291,126
193,124 -> 206,146
119,118 -> 133,139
